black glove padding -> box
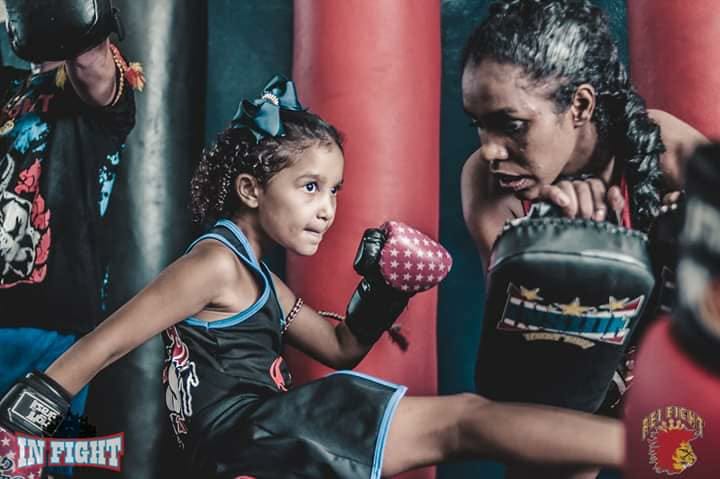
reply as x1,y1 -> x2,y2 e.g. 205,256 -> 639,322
0,371 -> 71,436
6,0 -> 123,62
345,228 -> 410,345
476,212 -> 655,413
647,195 -> 686,317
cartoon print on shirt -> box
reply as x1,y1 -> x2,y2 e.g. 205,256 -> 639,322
0,112 -> 52,288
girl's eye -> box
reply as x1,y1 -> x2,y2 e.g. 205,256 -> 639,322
304,182 -> 318,193
330,186 -> 339,195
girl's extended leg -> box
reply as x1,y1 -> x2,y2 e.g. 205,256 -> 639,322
381,393 -> 624,477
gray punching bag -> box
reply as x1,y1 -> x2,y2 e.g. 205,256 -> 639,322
80,1 -> 206,478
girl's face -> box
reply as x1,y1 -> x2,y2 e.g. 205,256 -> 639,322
462,59 -> 581,200
257,143 -> 344,256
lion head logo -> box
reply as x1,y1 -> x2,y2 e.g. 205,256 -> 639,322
648,421 -> 699,475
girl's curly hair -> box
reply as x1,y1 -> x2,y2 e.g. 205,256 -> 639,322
462,0 -> 665,232
191,109 -> 343,226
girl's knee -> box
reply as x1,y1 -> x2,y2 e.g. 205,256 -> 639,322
447,393 -> 493,455
456,392 -> 492,415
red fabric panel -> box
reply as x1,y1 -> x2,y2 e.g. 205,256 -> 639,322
289,2 -> 441,477
624,319 -> 720,477
628,1 -> 720,138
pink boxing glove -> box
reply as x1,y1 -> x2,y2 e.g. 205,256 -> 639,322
345,220 -> 452,345
378,220 -> 453,293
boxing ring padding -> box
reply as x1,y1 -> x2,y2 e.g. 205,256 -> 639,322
628,0 -> 720,139
288,1 -> 441,478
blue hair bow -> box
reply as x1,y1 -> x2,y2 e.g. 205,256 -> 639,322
230,74 -> 306,142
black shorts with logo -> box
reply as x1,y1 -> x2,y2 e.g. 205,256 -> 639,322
193,371 -> 407,479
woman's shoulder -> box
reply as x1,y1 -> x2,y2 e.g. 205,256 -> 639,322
461,150 -> 523,214
461,150 -> 523,265
649,109 -> 708,189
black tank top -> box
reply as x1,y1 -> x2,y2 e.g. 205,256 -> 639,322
161,219 -> 292,453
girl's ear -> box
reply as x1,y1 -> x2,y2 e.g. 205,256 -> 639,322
235,173 -> 261,209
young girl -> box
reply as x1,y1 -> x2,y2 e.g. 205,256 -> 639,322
1,76 -> 624,478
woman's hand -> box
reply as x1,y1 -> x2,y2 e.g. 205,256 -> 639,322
538,178 -> 624,222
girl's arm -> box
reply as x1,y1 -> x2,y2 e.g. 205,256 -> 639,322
46,242 -> 235,395
270,271 -> 372,370
272,223 -> 447,370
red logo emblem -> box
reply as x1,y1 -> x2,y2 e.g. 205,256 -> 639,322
642,406 -> 704,475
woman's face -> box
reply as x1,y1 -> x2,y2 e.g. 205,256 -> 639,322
462,59 -> 581,199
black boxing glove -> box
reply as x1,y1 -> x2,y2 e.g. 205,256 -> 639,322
345,221 -> 452,345
647,195 -> 686,316
6,0 -> 123,62
0,371 -> 71,436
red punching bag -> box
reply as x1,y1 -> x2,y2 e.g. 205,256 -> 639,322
623,145 -> 720,477
624,319 -> 720,478
628,0 -> 720,138
288,1 -> 441,478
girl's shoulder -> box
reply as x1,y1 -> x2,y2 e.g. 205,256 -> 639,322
183,237 -> 264,315
649,109 -> 708,190
186,238 -> 248,284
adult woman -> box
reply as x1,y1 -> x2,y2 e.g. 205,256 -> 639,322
460,1 -> 706,477
461,0 -> 704,265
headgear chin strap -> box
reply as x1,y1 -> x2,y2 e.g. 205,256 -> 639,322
230,75 -> 307,142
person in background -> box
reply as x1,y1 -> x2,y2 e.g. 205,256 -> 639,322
0,0 -> 140,475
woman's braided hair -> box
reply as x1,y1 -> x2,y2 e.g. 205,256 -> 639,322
462,0 -> 665,231
191,109 -> 343,226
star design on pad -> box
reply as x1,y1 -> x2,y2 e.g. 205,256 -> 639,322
601,296 -> 629,311
519,286 -> 542,301
556,298 -> 591,316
